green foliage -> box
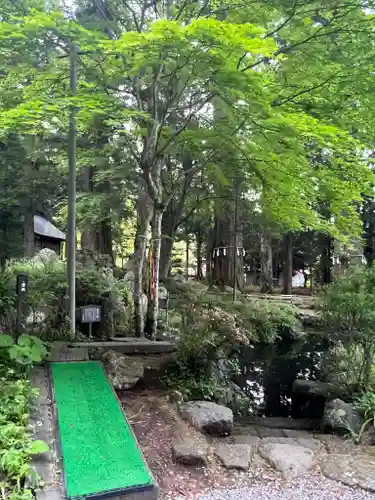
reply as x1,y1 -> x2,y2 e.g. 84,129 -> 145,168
320,266 -> 375,391
164,303 -> 249,402
11,258 -> 66,316
0,1 -> 373,247
225,299 -> 302,343
353,391 -> 375,443
322,345 -> 370,397
356,391 -> 375,420
0,376 -> 48,498
164,278 -> 301,407
1,0 -> 375,336
0,320 -> 49,497
0,335 -> 48,376
0,268 -> 16,332
167,279 -> 302,343
0,269 -> 15,316
9,256 -> 131,340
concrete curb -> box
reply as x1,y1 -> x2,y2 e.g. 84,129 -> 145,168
30,366 -> 63,500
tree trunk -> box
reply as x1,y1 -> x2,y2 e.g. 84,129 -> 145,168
81,166 -> 96,250
206,225 -> 214,283
159,204 -> 176,280
260,231 -> 273,293
283,232 -> 293,295
24,209 -> 34,257
212,207 -> 244,290
133,192 -> 153,337
96,176 -> 114,263
145,206 -> 163,339
159,158 -> 192,280
159,236 -> 173,279
320,234 -> 333,285
196,226 -> 203,280
97,220 -> 114,264
185,224 -> 189,279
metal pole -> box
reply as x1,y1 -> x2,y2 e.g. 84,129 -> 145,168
233,180 -> 239,303
16,295 -> 22,338
67,47 -> 77,336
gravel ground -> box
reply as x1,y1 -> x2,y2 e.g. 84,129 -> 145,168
199,477 -> 375,500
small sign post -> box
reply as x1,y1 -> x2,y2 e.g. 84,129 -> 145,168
16,273 -> 28,337
81,305 -> 101,340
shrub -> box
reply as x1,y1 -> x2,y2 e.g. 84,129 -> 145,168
166,278 -> 302,343
195,297 -> 301,343
0,377 -> 48,499
0,269 -> 16,333
231,300 -> 302,342
164,303 -> 250,402
353,391 -> 375,443
0,334 -> 49,499
8,257 -> 131,340
319,266 -> 375,391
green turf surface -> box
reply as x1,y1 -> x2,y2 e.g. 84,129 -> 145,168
51,361 -> 153,499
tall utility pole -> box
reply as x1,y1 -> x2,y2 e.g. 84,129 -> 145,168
67,47 -> 77,336
232,180 -> 239,303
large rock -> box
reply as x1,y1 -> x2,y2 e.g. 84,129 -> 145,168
293,379 -> 344,400
172,440 -> 208,466
318,434 -> 356,454
180,401 -> 233,436
102,350 -> 144,390
26,310 -> 46,325
322,454 -> 375,491
261,436 -> 323,454
159,285 -> 168,300
215,444 -> 253,470
323,398 -> 363,434
259,442 -> 314,479
33,248 -> 58,264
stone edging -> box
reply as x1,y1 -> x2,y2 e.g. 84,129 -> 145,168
29,366 -> 63,500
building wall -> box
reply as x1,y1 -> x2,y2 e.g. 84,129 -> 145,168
34,235 -> 62,255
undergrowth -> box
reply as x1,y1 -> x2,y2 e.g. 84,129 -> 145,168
0,334 -> 49,499
163,279 -> 302,408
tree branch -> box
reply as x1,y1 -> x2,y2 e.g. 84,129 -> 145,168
271,73 -> 343,107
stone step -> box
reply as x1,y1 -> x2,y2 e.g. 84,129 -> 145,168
68,340 -> 176,354
236,416 -> 321,430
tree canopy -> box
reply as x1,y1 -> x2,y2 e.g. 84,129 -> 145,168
1,0 -> 375,334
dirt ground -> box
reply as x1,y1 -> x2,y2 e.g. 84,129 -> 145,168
120,390 -> 258,500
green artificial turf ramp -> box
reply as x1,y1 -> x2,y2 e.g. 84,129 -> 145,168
51,361 -> 153,499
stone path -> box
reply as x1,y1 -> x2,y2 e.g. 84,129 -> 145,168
229,423 -> 375,487
178,402 -> 375,494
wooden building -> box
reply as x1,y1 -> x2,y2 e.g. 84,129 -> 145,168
34,215 -> 65,255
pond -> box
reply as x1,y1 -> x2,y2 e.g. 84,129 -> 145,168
235,334 -> 329,419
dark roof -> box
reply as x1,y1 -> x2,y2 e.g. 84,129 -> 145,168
34,215 -> 66,241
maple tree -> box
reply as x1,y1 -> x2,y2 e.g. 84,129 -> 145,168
0,0 -> 374,334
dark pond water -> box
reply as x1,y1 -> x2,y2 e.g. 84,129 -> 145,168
235,334 -> 329,419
